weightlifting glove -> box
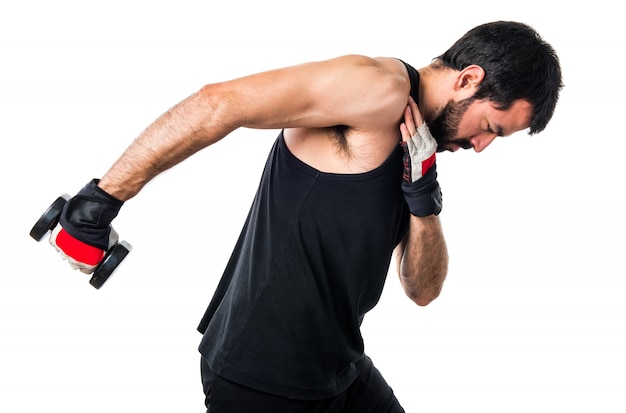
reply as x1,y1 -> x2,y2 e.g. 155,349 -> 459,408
49,179 -> 124,274
400,122 -> 443,216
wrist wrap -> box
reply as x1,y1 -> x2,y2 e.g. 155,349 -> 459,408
401,164 -> 443,216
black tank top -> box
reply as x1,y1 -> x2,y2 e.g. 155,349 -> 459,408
198,60 -> 420,400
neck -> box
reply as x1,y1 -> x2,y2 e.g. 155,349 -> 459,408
418,63 -> 455,123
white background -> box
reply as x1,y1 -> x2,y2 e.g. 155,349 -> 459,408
1,1 -> 624,412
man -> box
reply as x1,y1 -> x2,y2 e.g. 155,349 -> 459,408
47,21 -> 562,412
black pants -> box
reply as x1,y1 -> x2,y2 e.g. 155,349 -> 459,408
201,356 -> 405,413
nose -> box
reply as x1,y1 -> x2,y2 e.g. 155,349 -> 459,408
472,133 -> 498,153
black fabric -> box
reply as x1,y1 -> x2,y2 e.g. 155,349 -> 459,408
401,60 -> 420,103
400,164 -> 443,216
196,58 -> 422,400
59,179 -> 123,250
197,133 -> 410,399
201,356 -> 405,413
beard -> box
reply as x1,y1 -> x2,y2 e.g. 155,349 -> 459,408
428,96 -> 476,152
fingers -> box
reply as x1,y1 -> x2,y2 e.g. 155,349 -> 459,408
407,96 -> 424,124
400,107 -> 412,142
400,96 -> 424,142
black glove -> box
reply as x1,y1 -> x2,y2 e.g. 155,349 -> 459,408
49,179 -> 124,273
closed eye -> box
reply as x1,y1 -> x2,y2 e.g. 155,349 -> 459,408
487,123 -> 504,137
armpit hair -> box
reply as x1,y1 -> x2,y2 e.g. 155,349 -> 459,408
326,125 -> 350,156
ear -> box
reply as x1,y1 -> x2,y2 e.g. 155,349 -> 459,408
453,65 -> 485,99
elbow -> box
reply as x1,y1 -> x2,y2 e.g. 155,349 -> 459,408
400,270 -> 446,307
406,288 -> 441,307
196,83 -> 241,134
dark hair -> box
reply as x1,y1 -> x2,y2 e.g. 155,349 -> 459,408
437,21 -> 563,134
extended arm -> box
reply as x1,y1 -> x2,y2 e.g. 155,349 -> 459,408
98,55 -> 407,201
47,54 -> 409,275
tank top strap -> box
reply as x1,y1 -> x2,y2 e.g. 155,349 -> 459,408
398,59 -> 420,102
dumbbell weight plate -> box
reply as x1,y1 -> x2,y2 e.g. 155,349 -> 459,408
89,241 -> 132,289
30,194 -> 71,241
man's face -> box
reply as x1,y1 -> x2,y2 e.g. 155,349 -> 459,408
429,97 -> 533,153
428,97 -> 475,152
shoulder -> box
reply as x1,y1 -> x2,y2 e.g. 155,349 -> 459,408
327,55 -> 410,95
282,56 -> 412,172
321,55 -> 411,129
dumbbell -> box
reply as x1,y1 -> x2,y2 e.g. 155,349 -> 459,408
30,194 -> 132,289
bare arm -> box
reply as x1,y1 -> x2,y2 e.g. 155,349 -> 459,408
97,55 -> 408,200
395,215 -> 449,306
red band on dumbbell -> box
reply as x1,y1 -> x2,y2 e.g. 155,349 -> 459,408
56,228 -> 105,266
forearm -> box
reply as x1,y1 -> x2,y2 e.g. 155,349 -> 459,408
396,214 -> 449,306
98,84 -> 236,201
